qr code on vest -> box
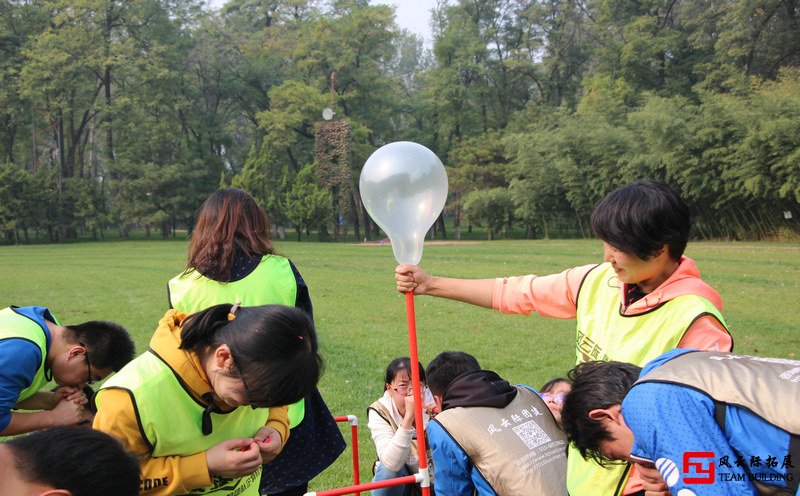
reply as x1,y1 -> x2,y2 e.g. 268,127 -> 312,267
512,420 -> 551,449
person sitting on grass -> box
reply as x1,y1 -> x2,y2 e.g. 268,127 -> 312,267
561,349 -> 800,496
0,426 -> 141,496
0,305 -> 135,436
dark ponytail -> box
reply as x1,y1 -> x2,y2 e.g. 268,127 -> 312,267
179,304 -> 233,351
180,303 -> 322,408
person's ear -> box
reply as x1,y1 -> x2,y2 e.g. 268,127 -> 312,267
654,243 -> 670,259
213,344 -> 234,371
39,489 -> 72,496
433,395 -> 443,414
588,405 -> 623,426
67,344 -> 86,360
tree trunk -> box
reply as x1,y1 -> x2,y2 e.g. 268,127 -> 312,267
350,191 -> 361,241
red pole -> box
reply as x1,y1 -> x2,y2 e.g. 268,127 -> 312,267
405,291 -> 431,496
332,416 -> 360,496
351,422 -> 360,496
308,474 -> 419,496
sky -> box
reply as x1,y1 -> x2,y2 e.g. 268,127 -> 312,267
374,0 -> 436,46
206,1 -> 438,46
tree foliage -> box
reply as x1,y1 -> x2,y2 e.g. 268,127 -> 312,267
0,0 -> 797,244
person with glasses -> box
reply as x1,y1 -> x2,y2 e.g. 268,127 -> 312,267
368,357 -> 436,496
0,305 -> 134,436
93,303 -> 322,496
539,378 -> 572,427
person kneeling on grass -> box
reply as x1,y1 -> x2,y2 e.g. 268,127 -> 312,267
426,351 -> 568,496
0,305 -> 135,436
562,349 -> 800,496
93,304 -> 323,496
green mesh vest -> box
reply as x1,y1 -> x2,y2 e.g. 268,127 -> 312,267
568,263 -> 728,496
168,255 -> 296,312
168,255 -> 304,427
0,307 -> 53,403
100,351 -> 270,496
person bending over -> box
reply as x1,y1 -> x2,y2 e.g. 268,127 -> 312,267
561,349 -> 800,496
94,304 -> 323,496
425,351 -> 567,496
0,305 -> 134,436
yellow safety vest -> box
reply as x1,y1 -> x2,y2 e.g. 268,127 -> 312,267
168,255 -> 305,427
99,351 -> 270,496
568,263 -> 728,496
0,307 -> 53,403
168,255 -> 297,313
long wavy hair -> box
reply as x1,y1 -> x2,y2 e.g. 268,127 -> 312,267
187,188 -> 274,281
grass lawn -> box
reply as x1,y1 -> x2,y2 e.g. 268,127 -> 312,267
1,238 -> 798,490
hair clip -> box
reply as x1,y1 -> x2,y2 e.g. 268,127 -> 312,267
297,335 -> 304,341
228,302 -> 241,321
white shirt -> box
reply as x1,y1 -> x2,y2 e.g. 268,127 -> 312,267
367,390 -> 431,472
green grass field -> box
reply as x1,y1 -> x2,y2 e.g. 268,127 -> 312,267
1,239 -> 798,490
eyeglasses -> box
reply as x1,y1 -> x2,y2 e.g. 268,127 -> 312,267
541,392 -> 566,404
80,342 -> 96,385
392,384 -> 433,400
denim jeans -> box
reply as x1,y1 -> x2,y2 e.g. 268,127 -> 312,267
371,462 -> 416,496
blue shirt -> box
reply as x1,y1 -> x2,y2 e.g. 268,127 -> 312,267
428,419 -> 496,495
0,306 -> 54,431
625,349 -> 795,495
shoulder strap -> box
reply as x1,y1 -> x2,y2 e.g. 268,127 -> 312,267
713,400 -> 797,495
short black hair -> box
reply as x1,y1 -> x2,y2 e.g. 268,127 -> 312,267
64,320 -> 136,372
384,357 -> 426,389
590,179 -> 691,261
7,427 -> 140,496
561,361 -> 642,464
180,303 -> 322,408
425,351 -> 481,398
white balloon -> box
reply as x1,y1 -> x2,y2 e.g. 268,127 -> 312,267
359,142 -> 448,265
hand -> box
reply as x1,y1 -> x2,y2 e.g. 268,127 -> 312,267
49,398 -> 85,427
206,438 -> 263,478
400,393 -> 417,429
54,386 -> 88,406
635,462 -> 670,496
253,426 -> 283,464
395,265 -> 431,295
